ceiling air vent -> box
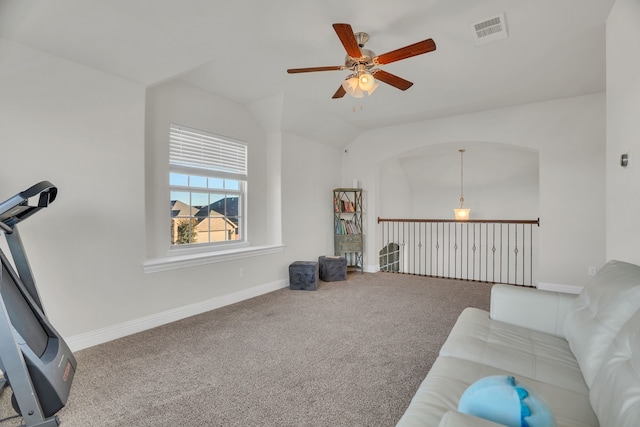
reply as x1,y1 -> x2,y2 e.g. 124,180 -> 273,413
472,13 -> 508,45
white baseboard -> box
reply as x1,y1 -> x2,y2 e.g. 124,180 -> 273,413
537,282 -> 584,294
66,279 -> 288,352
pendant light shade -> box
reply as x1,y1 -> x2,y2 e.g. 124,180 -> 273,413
454,207 -> 470,220
453,149 -> 470,220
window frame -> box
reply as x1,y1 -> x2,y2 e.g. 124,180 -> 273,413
169,123 -> 248,251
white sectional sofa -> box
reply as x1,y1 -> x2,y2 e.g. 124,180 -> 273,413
396,260 -> 640,427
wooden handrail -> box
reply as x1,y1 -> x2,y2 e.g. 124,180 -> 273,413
378,217 -> 540,226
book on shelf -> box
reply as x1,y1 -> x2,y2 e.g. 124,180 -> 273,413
339,199 -> 356,213
336,218 -> 361,235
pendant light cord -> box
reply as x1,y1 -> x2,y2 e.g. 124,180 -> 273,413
459,149 -> 465,206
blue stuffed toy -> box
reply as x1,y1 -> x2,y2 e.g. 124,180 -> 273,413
458,375 -> 556,427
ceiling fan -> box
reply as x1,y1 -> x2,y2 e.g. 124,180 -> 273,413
287,23 -> 436,99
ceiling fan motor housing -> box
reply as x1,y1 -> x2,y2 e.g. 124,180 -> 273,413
344,48 -> 376,70
355,32 -> 370,48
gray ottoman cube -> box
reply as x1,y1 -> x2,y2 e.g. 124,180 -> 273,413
289,261 -> 319,290
318,256 -> 347,282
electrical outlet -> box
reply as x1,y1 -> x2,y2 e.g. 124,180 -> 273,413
239,267 -> 245,279
588,266 -> 597,276
621,152 -> 631,168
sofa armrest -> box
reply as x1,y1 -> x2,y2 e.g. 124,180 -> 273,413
490,284 -> 577,338
438,411 -> 506,427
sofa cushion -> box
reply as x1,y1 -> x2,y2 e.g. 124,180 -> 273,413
589,308 -> 640,426
438,410 -> 506,427
490,284 -> 577,338
440,308 -> 587,394
563,260 -> 640,387
395,356 -> 598,427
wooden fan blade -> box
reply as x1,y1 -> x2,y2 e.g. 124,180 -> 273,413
332,23 -> 362,58
372,69 -> 413,91
287,66 -> 343,74
332,85 -> 347,99
374,38 -> 436,65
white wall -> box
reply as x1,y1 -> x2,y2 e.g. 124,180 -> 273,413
606,0 -> 640,265
344,94 -> 606,286
379,142 -> 539,220
377,158 -> 413,219
0,38 -> 342,348
0,39 -> 146,338
145,80 -> 270,258
281,131 -> 342,261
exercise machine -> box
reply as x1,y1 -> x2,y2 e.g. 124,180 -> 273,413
0,181 -> 76,426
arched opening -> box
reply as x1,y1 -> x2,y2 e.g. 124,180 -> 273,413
376,142 -> 540,284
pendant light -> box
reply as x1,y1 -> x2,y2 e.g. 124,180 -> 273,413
453,148 -> 470,220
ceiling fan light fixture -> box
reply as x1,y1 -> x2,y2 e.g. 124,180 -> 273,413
358,72 -> 375,91
364,80 -> 379,96
341,76 -> 357,91
342,73 -> 378,98
342,77 -> 363,98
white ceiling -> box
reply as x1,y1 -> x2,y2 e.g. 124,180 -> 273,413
0,0 -> 615,147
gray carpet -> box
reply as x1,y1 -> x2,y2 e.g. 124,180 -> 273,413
0,272 -> 492,427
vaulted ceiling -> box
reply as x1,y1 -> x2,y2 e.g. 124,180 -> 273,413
0,0 -> 615,147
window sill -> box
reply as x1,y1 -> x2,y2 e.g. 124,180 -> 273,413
143,244 -> 285,273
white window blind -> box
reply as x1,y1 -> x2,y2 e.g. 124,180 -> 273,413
170,124 -> 247,179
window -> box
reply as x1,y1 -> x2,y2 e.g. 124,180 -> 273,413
169,124 -> 247,247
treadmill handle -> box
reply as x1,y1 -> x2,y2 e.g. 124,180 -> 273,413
19,181 -> 57,208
